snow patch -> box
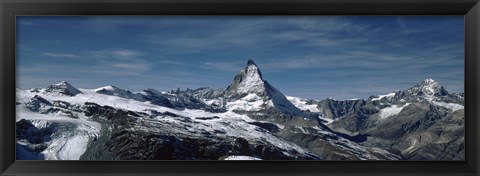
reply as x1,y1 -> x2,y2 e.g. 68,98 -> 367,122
236,64 -> 266,94
95,85 -> 116,92
318,115 -> 335,125
226,94 -> 272,111
404,139 -> 417,153
286,96 -> 320,113
431,101 -> 464,112
372,92 -> 395,101
224,155 -> 262,160
378,103 -> 410,119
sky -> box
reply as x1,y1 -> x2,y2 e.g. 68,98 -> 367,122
16,16 -> 464,100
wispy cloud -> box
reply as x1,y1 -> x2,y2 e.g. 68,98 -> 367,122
90,49 -> 142,59
39,48 -> 145,60
155,59 -> 183,65
203,61 -> 244,72
396,17 -> 407,31
42,52 -> 79,58
111,63 -> 150,71
143,16 -> 374,54
26,48 -> 153,77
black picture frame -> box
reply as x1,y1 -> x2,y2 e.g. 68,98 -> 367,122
1,0 -> 479,175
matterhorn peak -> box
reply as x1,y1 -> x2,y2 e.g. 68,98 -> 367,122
223,59 -> 307,117
247,59 -> 257,66
225,59 -> 266,97
244,59 -> 263,79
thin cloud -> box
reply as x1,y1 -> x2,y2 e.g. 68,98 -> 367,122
144,17 -> 372,54
42,52 -> 79,58
396,17 -> 407,32
203,61 -> 244,72
112,63 -> 150,70
20,57 -> 151,77
90,49 -> 142,59
156,59 -> 183,65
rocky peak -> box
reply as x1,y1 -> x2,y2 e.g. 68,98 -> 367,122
95,85 -> 144,101
423,78 -> 436,84
224,59 -> 307,117
225,59 -> 266,97
244,60 -> 263,80
45,81 -> 82,96
247,59 -> 257,66
407,78 -> 449,97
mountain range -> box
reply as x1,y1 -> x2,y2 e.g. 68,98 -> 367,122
16,59 -> 464,160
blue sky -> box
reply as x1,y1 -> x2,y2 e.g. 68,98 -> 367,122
17,16 -> 464,100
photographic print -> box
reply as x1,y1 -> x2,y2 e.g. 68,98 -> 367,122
15,16 -> 464,160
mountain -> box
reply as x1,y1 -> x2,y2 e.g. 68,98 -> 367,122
366,79 -> 451,104
288,78 -> 464,160
29,81 -> 82,96
225,59 -> 266,98
140,89 -> 176,108
95,85 -> 145,101
15,60 -> 462,160
405,78 -> 449,98
224,59 -> 307,118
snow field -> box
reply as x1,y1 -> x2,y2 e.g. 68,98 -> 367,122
224,155 -> 262,160
378,103 -> 410,119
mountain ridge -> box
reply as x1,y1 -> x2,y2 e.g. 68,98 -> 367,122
15,59 -> 464,160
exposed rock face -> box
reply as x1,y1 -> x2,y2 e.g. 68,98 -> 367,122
141,89 -> 176,108
16,119 -> 56,159
162,89 -> 226,113
396,109 -> 464,160
317,99 -> 366,120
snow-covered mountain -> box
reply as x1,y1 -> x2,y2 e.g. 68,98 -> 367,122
406,78 -> 449,98
223,59 -> 306,117
284,78 -> 464,160
29,81 -> 82,96
16,60 -> 462,160
225,59 -> 267,97
95,85 -> 145,101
